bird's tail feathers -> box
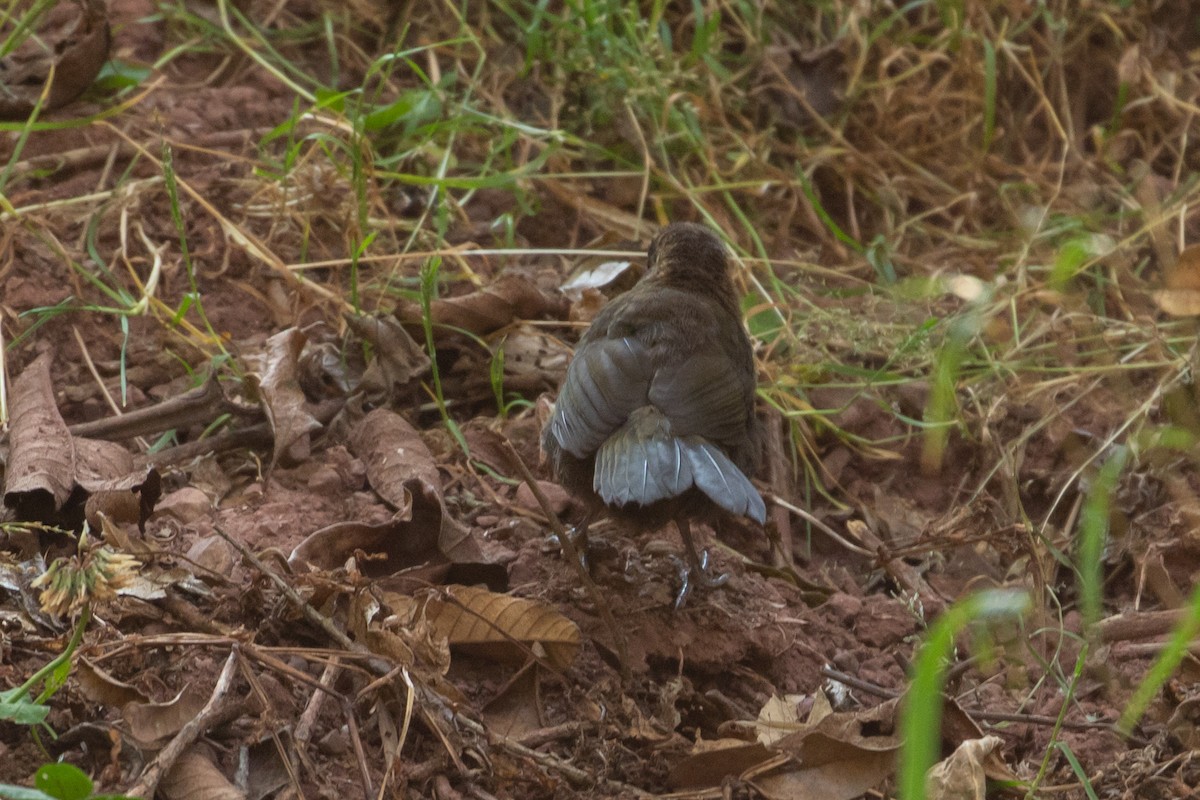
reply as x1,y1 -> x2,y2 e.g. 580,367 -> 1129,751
594,413 -> 765,523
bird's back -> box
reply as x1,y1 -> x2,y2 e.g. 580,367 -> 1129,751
543,266 -> 763,524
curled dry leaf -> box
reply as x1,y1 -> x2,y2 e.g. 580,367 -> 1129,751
559,259 -> 638,299
395,273 -> 569,338
1152,244 -> 1200,317
0,0 -> 111,120
735,698 -> 901,799
123,686 -> 211,748
925,735 -> 1004,800
492,324 -> 572,392
76,437 -> 162,532
403,584 -> 581,670
75,657 -> 152,709
247,328 -> 323,469
288,518 -> 445,579
344,313 -> 430,405
348,407 -> 441,518
3,353 -> 161,531
3,353 -> 76,521
346,408 -> 483,563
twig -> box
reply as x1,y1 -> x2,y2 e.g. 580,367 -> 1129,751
127,647 -> 240,798
768,493 -> 874,557
68,375 -> 255,441
820,667 -> 1134,738
500,440 -> 632,683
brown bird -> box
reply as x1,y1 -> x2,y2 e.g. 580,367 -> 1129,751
541,222 -> 766,606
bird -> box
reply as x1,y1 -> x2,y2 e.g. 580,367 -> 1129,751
541,222 -> 766,606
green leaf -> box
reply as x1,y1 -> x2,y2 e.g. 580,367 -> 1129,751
35,764 -> 92,800
0,696 -> 51,726
91,61 -> 151,93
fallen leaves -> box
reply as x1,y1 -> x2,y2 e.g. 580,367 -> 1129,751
0,0 -> 111,120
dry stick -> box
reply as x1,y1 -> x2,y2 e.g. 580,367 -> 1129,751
500,441 -> 631,683
296,658 -> 342,745
127,647 -> 239,798
213,527 -> 649,796
819,667 -> 1129,737
140,422 -> 274,468
769,494 -> 874,557
67,375 -> 252,441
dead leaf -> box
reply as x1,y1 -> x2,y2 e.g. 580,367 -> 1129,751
397,584 -> 581,670
3,352 -> 76,521
345,313 -> 430,405
76,438 -> 161,533
75,657 -> 151,709
925,735 -> 1004,800
482,664 -> 543,738
560,260 -> 638,298
1153,244 -> 1200,316
158,747 -> 244,800
348,408 -> 441,517
395,273 -> 569,338
0,0 -> 111,120
247,328 -> 323,469
745,699 -> 901,800
123,685 -> 210,747
492,324 -> 572,390
288,518 -> 444,578
755,693 -> 808,746
668,740 -> 778,789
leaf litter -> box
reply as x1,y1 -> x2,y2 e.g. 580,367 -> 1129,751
1,1 -> 1200,798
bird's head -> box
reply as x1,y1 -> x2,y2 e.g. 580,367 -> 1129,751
645,223 -> 739,310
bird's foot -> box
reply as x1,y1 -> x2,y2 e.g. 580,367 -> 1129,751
543,525 -> 591,571
671,549 -> 730,609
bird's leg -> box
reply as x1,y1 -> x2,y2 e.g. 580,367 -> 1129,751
673,517 -> 729,608
545,513 -> 594,570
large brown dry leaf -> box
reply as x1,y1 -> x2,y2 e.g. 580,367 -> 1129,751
75,657 -> 152,709
399,584 -> 580,670
348,407 -> 440,516
4,352 -> 76,520
247,328 -> 323,469
482,665 -> 542,738
0,0 -> 111,120
3,354 -> 161,531
395,273 -> 569,339
348,408 -> 482,563
667,741 -> 778,789
77,438 -> 162,532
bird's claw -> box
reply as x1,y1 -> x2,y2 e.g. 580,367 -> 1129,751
671,549 -> 729,609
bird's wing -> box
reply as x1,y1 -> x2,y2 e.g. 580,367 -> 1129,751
546,330 -> 656,459
647,350 -> 754,449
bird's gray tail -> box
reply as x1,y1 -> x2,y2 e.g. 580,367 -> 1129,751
593,409 -> 766,523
